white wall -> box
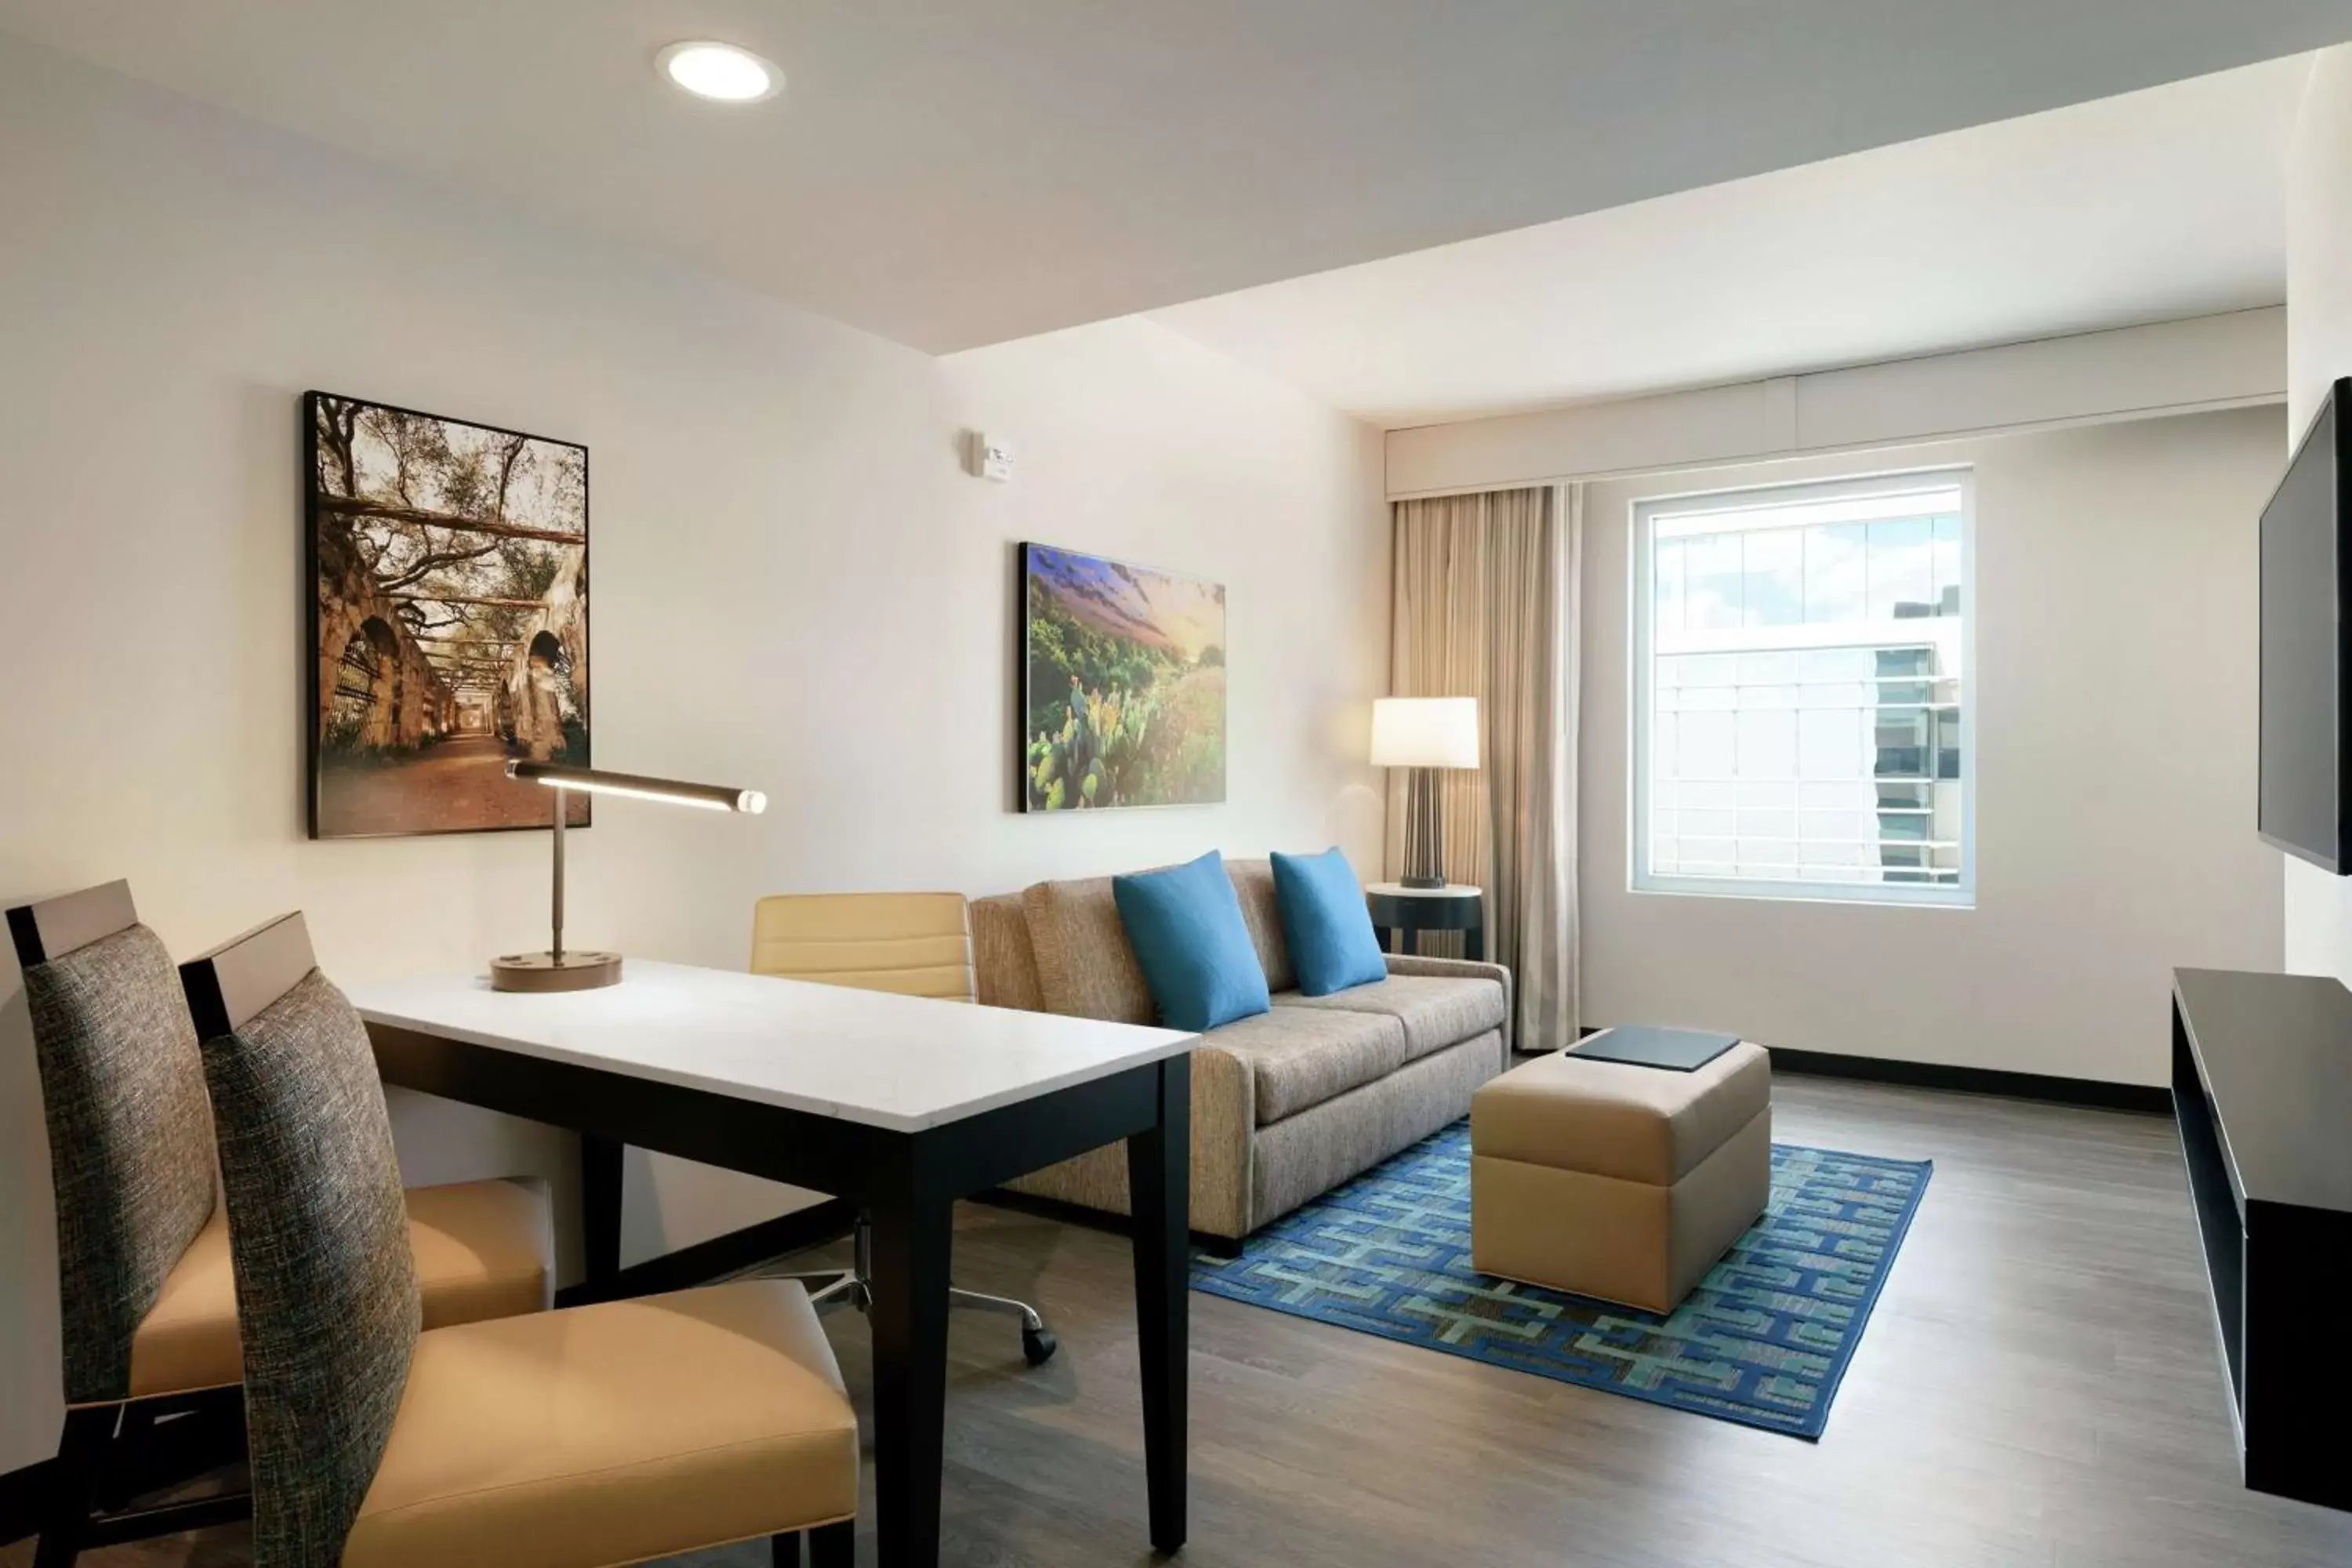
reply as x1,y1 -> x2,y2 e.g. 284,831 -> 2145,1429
0,35 -> 1388,1472
2282,47 -> 2352,981
1580,410 -> 2285,1084
1385,308 -> 2285,497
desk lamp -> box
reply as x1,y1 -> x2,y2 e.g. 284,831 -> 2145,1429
492,760 -> 767,993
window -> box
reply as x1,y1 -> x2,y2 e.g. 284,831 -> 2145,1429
1632,470 -> 1973,906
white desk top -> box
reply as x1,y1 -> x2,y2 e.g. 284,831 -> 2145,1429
1364,882 -> 1482,899
349,960 -> 1196,1134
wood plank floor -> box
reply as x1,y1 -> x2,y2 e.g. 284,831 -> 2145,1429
13,1076 -> 2352,1567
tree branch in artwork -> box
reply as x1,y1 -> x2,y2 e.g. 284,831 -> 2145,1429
313,497 -> 584,546
379,539 -> 503,593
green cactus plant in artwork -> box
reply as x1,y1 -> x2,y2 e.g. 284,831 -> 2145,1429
1022,545 -> 1227,811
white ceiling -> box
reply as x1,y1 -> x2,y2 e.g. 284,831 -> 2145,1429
0,2 -> 2345,355
1153,57 -> 2311,427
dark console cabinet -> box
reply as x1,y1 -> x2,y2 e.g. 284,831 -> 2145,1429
2171,968 -> 2352,1513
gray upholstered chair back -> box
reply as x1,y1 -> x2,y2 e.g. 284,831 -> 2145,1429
8,880 -> 218,1403
181,912 -> 420,1568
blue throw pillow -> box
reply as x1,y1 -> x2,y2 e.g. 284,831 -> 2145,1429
1269,848 -> 1388,997
1111,851 -> 1272,1032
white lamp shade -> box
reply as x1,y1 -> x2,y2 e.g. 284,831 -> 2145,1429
1370,697 -> 1479,770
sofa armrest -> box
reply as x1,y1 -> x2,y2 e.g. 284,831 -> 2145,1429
1385,954 -> 1515,1056
1186,1044 -> 1256,1239
999,1040 -> 1257,1241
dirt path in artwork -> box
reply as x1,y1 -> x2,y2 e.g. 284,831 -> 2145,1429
318,735 -> 589,837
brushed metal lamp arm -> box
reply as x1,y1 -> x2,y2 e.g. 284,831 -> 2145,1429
492,762 -> 765,993
550,785 -> 567,966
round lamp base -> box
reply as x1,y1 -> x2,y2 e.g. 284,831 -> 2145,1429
490,950 -> 622,993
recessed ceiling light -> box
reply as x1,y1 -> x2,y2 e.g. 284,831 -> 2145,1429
658,41 -> 783,104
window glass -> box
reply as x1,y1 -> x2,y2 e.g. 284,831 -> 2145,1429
1635,474 -> 1972,905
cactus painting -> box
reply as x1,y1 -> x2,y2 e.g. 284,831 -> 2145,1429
1021,543 -> 1225,811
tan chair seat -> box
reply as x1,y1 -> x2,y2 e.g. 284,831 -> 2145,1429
125,1177 -> 554,1399
343,1278 -> 859,1568
1275,974 -> 1508,1064
406,1176 -> 557,1327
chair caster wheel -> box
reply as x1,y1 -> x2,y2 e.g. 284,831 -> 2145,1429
1022,1325 -> 1058,1367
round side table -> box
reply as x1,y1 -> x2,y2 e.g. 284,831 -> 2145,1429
1365,882 -> 1484,961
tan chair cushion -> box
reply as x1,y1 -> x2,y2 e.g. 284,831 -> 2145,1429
406,1178 -> 555,1329
1222,858 -> 1296,995
1022,877 -> 1156,1024
1274,975 -> 1506,1063
128,1206 -> 241,1398
1212,1006 -> 1407,1126
1472,1041 -> 1772,1187
342,1279 -> 858,1568
750,891 -> 974,1000
123,1178 -> 555,1400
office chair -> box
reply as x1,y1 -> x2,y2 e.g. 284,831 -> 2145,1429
750,891 -> 1059,1367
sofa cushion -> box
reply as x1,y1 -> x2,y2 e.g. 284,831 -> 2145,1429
1222,859 -> 1296,995
1112,852 -> 1271,1032
1022,877 -> 1156,1024
1269,848 -> 1387,996
1211,1006 -> 1406,1125
1253,1029 -> 1506,1230
1276,973 -> 1507,1064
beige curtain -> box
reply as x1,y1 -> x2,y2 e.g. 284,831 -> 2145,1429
1388,484 -> 1581,1053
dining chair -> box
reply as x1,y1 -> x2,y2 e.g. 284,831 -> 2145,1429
750,891 -> 1058,1367
177,910 -> 860,1568
9,881 -> 557,1567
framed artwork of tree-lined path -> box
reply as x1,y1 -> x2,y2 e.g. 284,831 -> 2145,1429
1021,542 -> 1225,811
306,392 -> 590,839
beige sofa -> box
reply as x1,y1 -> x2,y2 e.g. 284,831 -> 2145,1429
971,858 -> 1512,1250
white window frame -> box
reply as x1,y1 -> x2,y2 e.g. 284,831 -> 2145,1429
1629,467 -> 1977,909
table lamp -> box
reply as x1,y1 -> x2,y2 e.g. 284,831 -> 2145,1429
1370,697 -> 1479,889
492,760 -> 767,993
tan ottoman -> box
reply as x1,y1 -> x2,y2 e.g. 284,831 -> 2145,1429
1470,1040 -> 1771,1313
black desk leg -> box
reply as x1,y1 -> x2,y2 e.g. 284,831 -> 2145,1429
1127,1054 -> 1191,1554
869,1178 -> 953,1568
1466,927 -> 1484,962
580,1133 -> 624,1298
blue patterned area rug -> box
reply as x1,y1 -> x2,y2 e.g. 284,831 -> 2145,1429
1192,1120 -> 1929,1439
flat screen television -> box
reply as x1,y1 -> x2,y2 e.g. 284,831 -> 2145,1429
2260,376 -> 2352,873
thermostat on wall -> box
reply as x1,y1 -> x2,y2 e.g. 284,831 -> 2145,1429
966,430 -> 1014,482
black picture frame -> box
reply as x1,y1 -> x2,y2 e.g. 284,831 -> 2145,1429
303,391 -> 592,840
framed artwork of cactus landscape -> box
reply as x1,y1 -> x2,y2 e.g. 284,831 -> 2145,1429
305,391 -> 591,838
1021,542 -> 1226,811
